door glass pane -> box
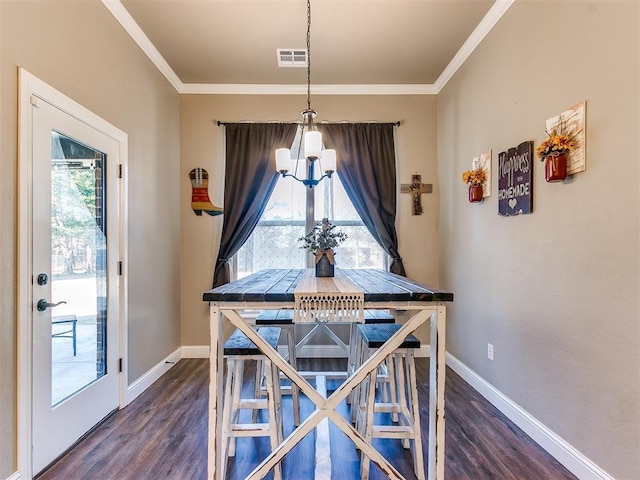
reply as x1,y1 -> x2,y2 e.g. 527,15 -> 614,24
50,131 -> 107,406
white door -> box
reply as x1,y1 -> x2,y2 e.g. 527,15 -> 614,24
30,95 -> 121,474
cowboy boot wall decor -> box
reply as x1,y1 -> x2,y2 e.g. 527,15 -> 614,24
189,167 -> 223,216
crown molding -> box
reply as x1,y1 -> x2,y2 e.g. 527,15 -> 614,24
103,0 -> 514,96
433,0 -> 515,92
181,83 -> 438,95
101,0 -> 184,92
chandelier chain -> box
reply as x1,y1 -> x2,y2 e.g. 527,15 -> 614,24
306,0 -> 312,112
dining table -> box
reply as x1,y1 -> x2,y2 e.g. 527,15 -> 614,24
203,268 -> 454,480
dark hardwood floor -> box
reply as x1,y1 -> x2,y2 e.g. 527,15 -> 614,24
38,358 -> 577,480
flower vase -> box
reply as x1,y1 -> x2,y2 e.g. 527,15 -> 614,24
545,153 -> 567,182
468,184 -> 484,203
315,251 -> 335,277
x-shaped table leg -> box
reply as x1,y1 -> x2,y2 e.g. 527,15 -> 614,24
224,309 -> 433,480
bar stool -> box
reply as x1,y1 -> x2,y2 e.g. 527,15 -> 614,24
255,309 -> 300,426
220,327 -> 284,480
347,310 -> 396,417
354,323 -> 425,480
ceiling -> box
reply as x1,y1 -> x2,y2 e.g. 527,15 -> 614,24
105,0 -> 513,94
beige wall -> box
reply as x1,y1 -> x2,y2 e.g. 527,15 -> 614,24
0,1 -> 181,476
2,0 -> 637,478
437,1 -> 639,478
180,94 -> 439,346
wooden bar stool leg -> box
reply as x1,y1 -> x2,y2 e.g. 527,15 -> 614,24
351,334 -> 365,424
285,326 -> 301,426
346,322 -> 358,407
407,351 -> 425,480
380,355 -> 403,423
388,355 -> 399,424
229,359 -> 244,457
360,367 -> 378,480
272,360 -> 284,446
252,359 -> 263,424
264,358 -> 283,480
393,353 -> 409,449
220,358 -> 236,480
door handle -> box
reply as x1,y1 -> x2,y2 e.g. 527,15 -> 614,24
37,299 -> 67,312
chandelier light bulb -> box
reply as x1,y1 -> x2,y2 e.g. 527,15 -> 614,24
304,131 -> 322,159
321,149 -> 336,172
275,148 -> 291,172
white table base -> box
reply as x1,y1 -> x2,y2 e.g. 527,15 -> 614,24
208,303 -> 446,480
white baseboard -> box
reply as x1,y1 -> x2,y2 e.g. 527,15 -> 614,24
414,345 -> 430,358
181,345 -> 210,358
6,471 -> 20,480
445,352 -> 614,480
124,348 -> 181,406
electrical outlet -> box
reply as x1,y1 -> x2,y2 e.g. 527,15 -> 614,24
487,343 -> 494,361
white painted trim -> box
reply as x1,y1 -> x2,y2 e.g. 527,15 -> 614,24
181,83 -> 438,96
181,345 -> 210,359
445,353 -> 614,480
17,68 -> 35,480
102,0 -> 511,96
6,471 -> 20,480
117,159 -> 129,410
433,0 -> 514,92
124,348 -> 182,406
100,0 -> 183,92
17,68 -> 129,480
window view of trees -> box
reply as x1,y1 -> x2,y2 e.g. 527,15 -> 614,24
51,132 -> 105,278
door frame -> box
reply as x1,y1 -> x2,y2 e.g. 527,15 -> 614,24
17,68 -> 129,478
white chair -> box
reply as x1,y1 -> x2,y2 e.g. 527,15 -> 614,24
220,327 -> 284,480
255,309 -> 300,426
354,323 -> 425,480
347,310 -> 396,421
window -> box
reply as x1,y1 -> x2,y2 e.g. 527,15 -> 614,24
235,128 -> 386,278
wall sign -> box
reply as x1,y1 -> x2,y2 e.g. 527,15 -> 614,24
498,141 -> 533,216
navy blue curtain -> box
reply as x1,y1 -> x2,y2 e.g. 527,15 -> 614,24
319,123 -> 406,276
213,123 -> 298,287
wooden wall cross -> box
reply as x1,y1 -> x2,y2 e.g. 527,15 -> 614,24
401,174 -> 432,215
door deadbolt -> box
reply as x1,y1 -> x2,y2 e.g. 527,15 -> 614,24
37,273 -> 48,286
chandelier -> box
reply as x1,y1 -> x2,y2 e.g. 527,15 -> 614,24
275,0 -> 336,188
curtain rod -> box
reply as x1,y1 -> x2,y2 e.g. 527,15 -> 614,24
215,120 -> 401,127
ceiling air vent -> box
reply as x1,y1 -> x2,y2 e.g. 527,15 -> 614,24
277,49 -> 308,67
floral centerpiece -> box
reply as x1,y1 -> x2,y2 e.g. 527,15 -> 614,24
299,218 -> 347,277
461,168 -> 487,203
536,130 -> 576,182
